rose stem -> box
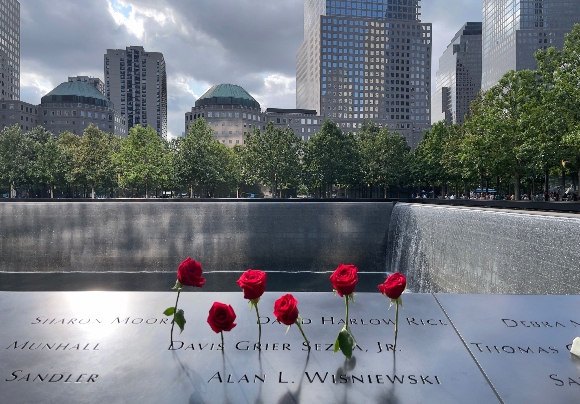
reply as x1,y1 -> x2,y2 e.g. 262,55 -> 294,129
255,302 -> 262,346
394,300 -> 399,350
296,320 -> 310,350
170,288 -> 182,346
221,331 -> 224,351
345,295 -> 350,332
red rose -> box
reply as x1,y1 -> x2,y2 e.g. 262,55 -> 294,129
237,269 -> 267,300
207,302 -> 237,333
177,257 -> 206,287
379,272 -> 406,299
330,264 -> 358,297
273,294 -> 299,326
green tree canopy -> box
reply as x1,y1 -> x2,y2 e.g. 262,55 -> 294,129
243,121 -> 302,197
358,121 -> 410,197
115,125 -> 169,198
303,120 -> 360,197
0,125 -> 28,196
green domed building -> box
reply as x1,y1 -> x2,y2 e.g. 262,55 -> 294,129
185,83 -> 321,146
40,80 -> 127,137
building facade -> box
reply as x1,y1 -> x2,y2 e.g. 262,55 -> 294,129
296,0 -> 432,148
433,22 -> 482,125
40,81 -> 127,137
482,0 -> 580,91
0,100 -> 37,131
185,84 -> 322,146
104,46 -> 167,138
0,0 -> 19,101
0,81 -> 127,137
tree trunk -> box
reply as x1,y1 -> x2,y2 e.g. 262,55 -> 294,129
514,172 -> 520,201
545,170 -> 550,195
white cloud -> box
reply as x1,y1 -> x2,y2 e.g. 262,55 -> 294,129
107,0 -> 145,40
253,74 -> 296,110
20,72 -> 54,96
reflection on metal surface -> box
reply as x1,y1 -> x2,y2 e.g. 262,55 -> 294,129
0,292 -> 497,403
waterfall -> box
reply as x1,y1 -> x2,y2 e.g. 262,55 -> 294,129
386,203 -> 580,294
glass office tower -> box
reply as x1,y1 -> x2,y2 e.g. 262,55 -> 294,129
297,0 -> 431,148
482,0 -> 580,91
433,22 -> 482,125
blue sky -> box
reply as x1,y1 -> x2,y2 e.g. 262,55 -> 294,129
20,0 -> 482,138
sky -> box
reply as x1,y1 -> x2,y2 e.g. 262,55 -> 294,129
19,0 -> 482,139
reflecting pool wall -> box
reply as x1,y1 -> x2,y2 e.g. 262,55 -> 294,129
0,201 -> 392,275
386,203 -> 580,294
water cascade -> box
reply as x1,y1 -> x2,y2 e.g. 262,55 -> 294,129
386,203 -> 580,294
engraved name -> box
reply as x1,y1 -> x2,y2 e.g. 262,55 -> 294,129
501,319 -> 580,328
5,371 -> 98,383
31,316 -> 170,325
5,341 -> 100,351
470,343 -> 559,354
304,372 -> 442,385
550,374 -> 580,386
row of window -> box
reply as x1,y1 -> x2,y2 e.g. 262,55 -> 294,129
321,18 -> 429,31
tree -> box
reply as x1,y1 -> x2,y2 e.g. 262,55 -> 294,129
467,70 -> 542,199
0,125 -> 28,197
74,125 -> 120,198
174,118 -> 227,197
302,120 -> 360,197
58,131 -> 81,197
411,122 -> 450,197
536,24 -> 580,192
25,126 -> 63,198
243,122 -> 302,197
116,125 -> 170,198
207,141 -> 240,197
358,121 -> 410,197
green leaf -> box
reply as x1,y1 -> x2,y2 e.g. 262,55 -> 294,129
338,329 -> 354,359
333,335 -> 340,353
163,307 -> 175,316
174,309 -> 186,333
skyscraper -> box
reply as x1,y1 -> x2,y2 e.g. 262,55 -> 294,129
105,46 -> 167,138
482,0 -> 580,91
433,22 -> 482,125
0,0 -> 19,101
296,0 -> 432,148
